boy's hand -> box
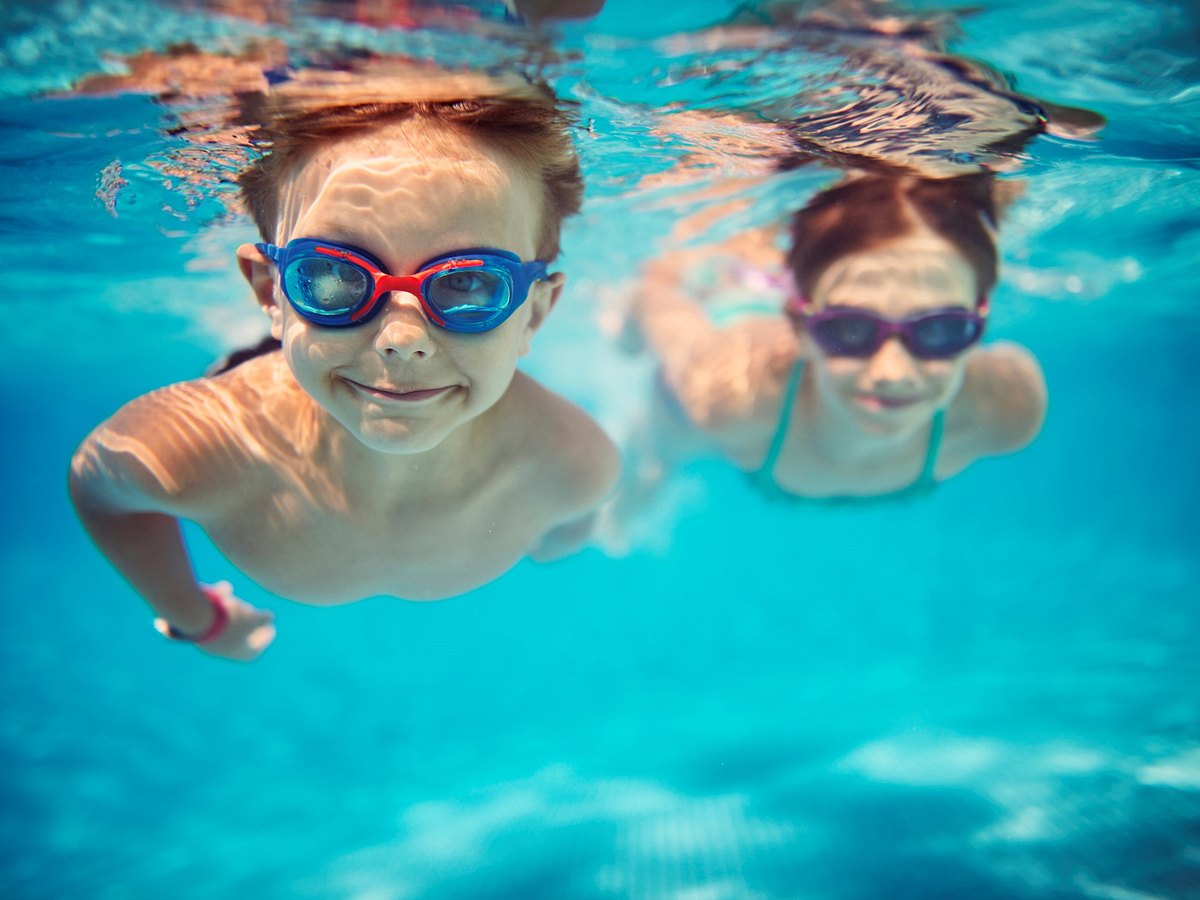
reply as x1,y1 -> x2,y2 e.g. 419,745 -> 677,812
154,581 -> 276,662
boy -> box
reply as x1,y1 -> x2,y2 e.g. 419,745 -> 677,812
69,70 -> 619,661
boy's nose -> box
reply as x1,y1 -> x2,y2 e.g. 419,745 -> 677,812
372,293 -> 436,359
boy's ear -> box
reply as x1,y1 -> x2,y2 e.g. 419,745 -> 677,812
236,243 -> 284,340
518,271 -> 565,356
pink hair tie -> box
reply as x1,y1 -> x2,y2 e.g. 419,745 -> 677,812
159,586 -> 229,644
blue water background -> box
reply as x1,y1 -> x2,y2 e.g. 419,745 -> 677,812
2,0 -> 1198,897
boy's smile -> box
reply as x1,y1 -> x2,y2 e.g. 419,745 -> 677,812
344,381 -> 454,403
240,119 -> 562,455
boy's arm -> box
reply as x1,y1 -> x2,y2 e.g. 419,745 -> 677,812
528,445 -> 620,562
68,389 -> 275,661
529,512 -> 602,563
524,390 -> 622,563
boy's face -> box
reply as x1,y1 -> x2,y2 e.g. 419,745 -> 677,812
239,120 -> 563,454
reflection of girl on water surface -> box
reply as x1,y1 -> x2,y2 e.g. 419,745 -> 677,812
629,173 -> 1045,504
610,0 -> 1100,519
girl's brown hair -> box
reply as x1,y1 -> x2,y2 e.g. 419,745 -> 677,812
787,173 -> 1000,300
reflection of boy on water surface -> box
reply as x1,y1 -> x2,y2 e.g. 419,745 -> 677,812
70,72 -> 619,661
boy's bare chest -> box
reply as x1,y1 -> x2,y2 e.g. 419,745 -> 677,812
202,481 -> 545,604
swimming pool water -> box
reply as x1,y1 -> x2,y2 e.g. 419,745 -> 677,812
2,0 -> 1198,897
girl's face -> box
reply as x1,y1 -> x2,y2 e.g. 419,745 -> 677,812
801,226 -> 980,436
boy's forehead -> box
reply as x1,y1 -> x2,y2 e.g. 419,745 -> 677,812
274,121 -> 542,257
298,119 -> 473,175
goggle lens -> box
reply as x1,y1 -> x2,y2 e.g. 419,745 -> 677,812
284,257 -> 371,317
807,307 -> 985,359
426,268 -> 511,325
812,313 -> 880,356
909,314 -> 982,357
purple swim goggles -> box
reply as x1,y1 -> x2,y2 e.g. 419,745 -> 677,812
796,299 -> 988,360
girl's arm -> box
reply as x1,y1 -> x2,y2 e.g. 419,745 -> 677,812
634,244 -> 796,431
636,249 -> 721,384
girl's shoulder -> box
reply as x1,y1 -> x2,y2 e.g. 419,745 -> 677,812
947,341 -> 1048,457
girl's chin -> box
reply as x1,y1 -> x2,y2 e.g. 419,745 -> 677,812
845,398 -> 932,433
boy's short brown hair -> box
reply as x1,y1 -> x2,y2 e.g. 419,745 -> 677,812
238,67 -> 583,260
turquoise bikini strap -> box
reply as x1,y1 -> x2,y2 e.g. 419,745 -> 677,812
759,363 -> 943,491
760,358 -> 806,478
918,409 -> 946,485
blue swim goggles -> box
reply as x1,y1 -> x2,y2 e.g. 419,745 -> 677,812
256,238 -> 550,333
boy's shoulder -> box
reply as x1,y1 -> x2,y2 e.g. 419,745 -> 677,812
83,353 -> 306,514
501,372 -> 621,515
112,351 -> 299,438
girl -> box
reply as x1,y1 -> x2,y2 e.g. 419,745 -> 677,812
629,173 -> 1045,503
